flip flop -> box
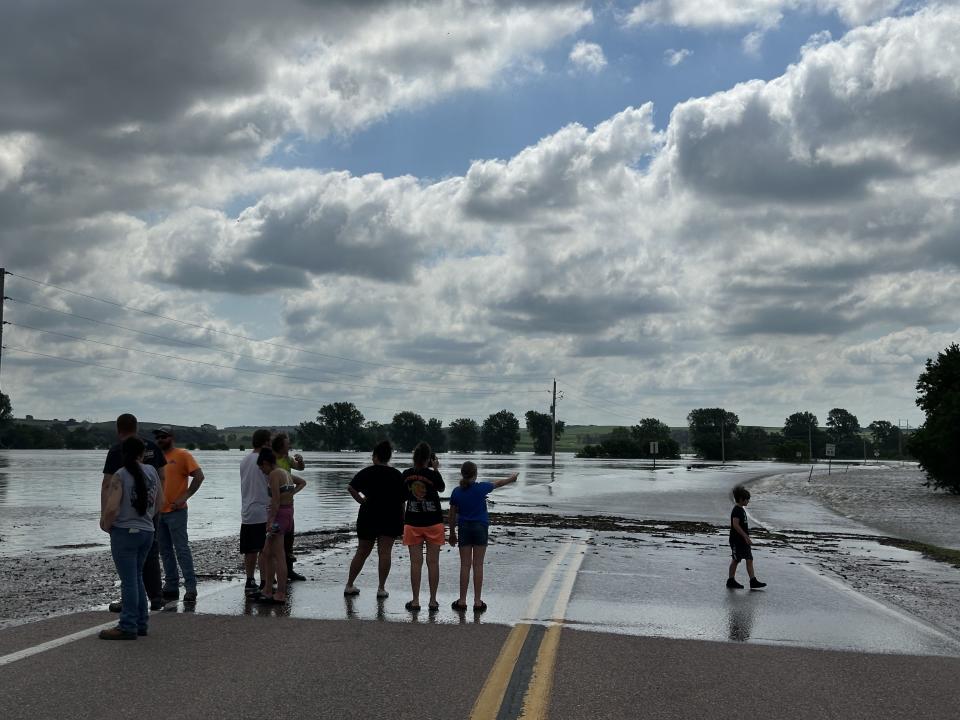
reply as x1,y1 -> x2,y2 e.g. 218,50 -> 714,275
404,601 -> 421,612
451,600 -> 468,611
428,602 -> 440,612
473,602 -> 488,613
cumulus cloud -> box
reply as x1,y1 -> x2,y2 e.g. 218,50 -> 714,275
625,0 -> 904,30
3,3 -> 959,427
569,40 -> 608,72
663,48 -> 693,66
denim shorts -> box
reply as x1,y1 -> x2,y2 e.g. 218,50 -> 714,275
458,521 -> 489,547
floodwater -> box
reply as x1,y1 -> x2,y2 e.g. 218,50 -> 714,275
0,449 -> 796,558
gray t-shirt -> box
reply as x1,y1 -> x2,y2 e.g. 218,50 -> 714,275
112,464 -> 160,532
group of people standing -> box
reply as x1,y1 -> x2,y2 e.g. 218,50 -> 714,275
98,414 -> 205,640
239,433 -> 517,613
98,416 -> 518,640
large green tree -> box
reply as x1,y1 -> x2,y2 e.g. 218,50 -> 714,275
525,410 -> 565,455
909,343 -> 960,493
481,409 -> 520,454
0,391 -> 12,423
391,411 -> 427,452
315,402 -> 366,450
868,420 -> 899,457
425,417 -> 447,453
631,418 -> 680,458
448,417 -> 480,453
687,408 -> 738,460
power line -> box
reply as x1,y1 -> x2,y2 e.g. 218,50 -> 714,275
556,388 -> 639,424
5,270 -> 548,381
2,344 -> 476,420
4,321 -> 547,398
4,298 -> 547,395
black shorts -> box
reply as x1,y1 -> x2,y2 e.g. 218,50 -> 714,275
240,523 -> 266,554
731,542 -> 753,562
357,512 -> 403,541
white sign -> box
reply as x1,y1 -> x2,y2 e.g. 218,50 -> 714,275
825,444 -> 836,457
649,441 -> 659,455
874,450 -> 880,458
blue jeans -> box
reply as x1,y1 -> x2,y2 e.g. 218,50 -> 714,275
110,527 -> 153,633
158,508 -> 196,593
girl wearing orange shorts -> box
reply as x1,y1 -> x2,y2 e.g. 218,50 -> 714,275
401,442 -> 445,612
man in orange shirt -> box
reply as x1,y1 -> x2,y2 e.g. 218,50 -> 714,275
153,426 -> 205,604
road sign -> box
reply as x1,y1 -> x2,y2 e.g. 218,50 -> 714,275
874,450 -> 880,458
825,444 -> 836,457
649,441 -> 659,455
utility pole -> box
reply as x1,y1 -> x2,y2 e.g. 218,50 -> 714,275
808,423 -> 813,464
0,267 -> 5,388
550,378 -> 556,470
720,411 -> 725,464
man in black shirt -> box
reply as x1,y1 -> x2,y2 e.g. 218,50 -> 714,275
102,413 -> 167,611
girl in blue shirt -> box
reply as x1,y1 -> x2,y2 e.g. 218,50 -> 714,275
448,461 -> 517,612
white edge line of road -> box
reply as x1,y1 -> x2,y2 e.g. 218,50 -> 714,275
0,581 -> 243,668
795,562 -> 960,651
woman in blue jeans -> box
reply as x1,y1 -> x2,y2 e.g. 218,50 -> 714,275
448,462 -> 517,612
99,436 -> 161,639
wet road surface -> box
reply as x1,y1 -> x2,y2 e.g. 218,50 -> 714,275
3,524 -> 960,719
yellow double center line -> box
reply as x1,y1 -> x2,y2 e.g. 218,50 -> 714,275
470,537 -> 590,720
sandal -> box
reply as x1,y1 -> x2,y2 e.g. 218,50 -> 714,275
343,586 -> 360,596
451,600 -> 468,611
473,602 -> 488,613
404,601 -> 421,612
428,602 -> 440,612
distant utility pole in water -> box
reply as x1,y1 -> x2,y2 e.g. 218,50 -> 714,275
808,423 -> 813,464
0,267 -> 5,388
720,411 -> 725,464
550,378 -> 557,470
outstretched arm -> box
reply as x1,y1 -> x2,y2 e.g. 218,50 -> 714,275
493,472 -> 519,489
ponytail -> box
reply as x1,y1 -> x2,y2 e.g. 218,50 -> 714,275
459,461 -> 478,490
121,436 -> 149,516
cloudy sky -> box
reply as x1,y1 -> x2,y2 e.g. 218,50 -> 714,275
1,0 -> 957,430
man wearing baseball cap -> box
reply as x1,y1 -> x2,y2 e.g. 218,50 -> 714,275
153,426 -> 204,603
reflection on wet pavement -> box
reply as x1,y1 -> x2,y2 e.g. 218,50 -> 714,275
179,525 -> 960,658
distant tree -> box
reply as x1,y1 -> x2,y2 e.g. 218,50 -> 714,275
868,420 -> 898,457
358,421 -> 389,452
826,408 -> 860,442
425,418 -> 447,453
734,426 -> 774,460
0,391 -> 13,423
687,408 -> 739,460
391,411 -> 427,452
631,418 -> 680,458
315,402 -> 366,450
448,418 -> 480,453
525,410 -> 565,455
481,410 -> 521,454
297,421 -> 323,451
783,411 -> 817,441
908,343 -> 960,493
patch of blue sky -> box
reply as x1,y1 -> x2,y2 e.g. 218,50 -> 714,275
264,8 -> 849,181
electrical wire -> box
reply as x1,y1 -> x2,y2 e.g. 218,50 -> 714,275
4,321 -> 548,398
4,270 -> 547,381
2,344 -> 474,420
4,298 -> 548,395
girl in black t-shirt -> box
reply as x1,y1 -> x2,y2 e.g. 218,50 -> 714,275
344,440 -> 405,598
401,442 -> 445,612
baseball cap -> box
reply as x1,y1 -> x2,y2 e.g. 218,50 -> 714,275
152,425 -> 173,438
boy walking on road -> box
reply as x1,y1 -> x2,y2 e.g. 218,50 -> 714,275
153,426 -> 204,604
727,486 -> 767,590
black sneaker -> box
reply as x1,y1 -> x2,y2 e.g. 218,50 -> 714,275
150,597 -> 166,611
183,590 -> 197,603
108,600 -> 123,613
749,578 -> 767,589
726,578 -> 744,589
287,570 -> 306,582
162,590 -> 180,601
244,578 -> 259,596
